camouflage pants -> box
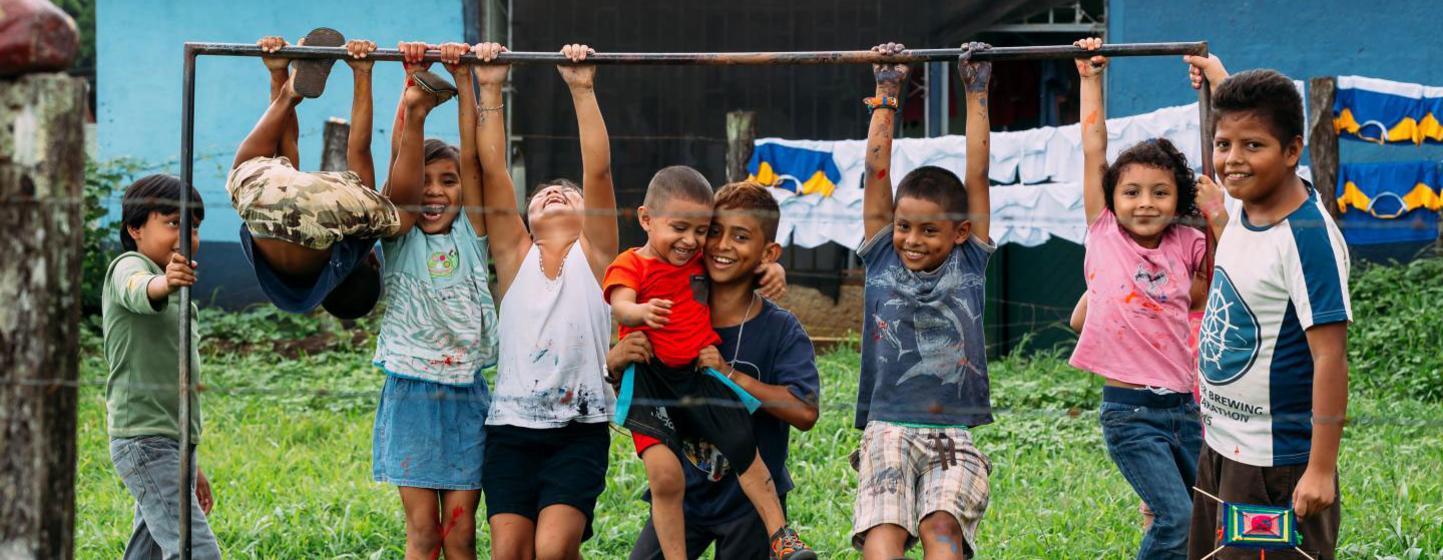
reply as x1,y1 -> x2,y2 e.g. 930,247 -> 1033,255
227,156 -> 399,250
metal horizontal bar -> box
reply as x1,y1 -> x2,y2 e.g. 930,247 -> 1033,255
185,41 -> 1206,65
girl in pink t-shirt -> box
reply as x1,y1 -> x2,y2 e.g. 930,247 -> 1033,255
1065,38 -> 1228,560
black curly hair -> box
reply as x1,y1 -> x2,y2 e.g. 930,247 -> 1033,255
1102,138 -> 1197,220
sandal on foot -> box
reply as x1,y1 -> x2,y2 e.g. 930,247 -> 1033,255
409,69 -> 457,106
292,27 -> 345,98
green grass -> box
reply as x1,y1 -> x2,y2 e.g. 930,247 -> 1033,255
74,337 -> 1443,558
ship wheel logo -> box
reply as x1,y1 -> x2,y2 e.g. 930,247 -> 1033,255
1198,268 -> 1260,385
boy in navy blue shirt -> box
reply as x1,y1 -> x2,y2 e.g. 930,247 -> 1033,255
614,181 -> 821,560
851,42 -> 995,560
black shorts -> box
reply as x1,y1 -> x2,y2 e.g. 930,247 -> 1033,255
620,359 -> 758,474
481,421 -> 610,541
1188,445 -> 1340,560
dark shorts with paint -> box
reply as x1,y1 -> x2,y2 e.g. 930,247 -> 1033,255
481,421 -> 610,541
617,359 -> 759,475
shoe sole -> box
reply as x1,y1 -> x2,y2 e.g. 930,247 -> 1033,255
410,70 -> 457,106
293,27 -> 345,98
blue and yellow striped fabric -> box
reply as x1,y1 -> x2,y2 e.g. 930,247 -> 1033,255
1336,160 -> 1441,218
1334,76 -> 1443,145
746,143 -> 843,197
1335,160 -> 1441,245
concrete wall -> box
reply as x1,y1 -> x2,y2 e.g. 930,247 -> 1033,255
97,0 -> 467,305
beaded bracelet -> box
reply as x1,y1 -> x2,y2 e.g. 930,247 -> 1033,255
864,96 -> 899,113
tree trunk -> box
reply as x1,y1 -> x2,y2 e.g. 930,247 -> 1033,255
0,72 -> 86,560
1307,76 -> 1341,220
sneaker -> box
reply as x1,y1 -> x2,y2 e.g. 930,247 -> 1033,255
770,525 -> 817,560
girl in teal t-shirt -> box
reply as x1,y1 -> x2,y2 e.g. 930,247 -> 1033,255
369,42 -> 500,559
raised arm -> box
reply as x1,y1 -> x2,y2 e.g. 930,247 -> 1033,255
344,39 -> 377,189
1190,174 -> 1228,311
471,42 -> 531,298
439,41 -> 486,236
960,42 -> 993,243
558,43 -> 620,278
1075,38 -> 1109,226
862,42 -> 908,241
258,36 -> 300,167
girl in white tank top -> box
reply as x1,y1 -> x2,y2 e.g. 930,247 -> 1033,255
488,242 -> 615,427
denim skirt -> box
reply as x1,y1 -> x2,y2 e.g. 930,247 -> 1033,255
372,373 -> 490,490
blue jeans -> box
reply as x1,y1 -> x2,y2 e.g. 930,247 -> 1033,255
109,436 -> 221,560
1099,387 -> 1203,560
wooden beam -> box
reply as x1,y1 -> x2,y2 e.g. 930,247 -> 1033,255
725,111 -> 756,184
1307,76 -> 1341,220
0,72 -> 86,560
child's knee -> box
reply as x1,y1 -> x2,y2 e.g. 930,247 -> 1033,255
918,511 -> 963,541
404,519 -> 443,552
534,540 -> 577,560
649,467 -> 685,500
442,523 -> 477,554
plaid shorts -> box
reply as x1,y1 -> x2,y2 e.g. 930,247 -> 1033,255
852,422 -> 991,555
227,156 -> 399,250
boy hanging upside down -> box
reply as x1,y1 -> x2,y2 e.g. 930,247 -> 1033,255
229,28 -> 457,319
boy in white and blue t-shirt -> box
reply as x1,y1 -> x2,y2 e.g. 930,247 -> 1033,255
1187,65 -> 1351,560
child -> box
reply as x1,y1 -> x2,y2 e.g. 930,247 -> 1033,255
605,167 -> 814,560
616,181 -> 822,560
471,43 -> 619,560
367,41 -> 497,560
232,29 -> 451,319
1066,38 -> 1226,560
1186,66 -> 1351,560
850,42 -> 993,560
103,174 -> 220,558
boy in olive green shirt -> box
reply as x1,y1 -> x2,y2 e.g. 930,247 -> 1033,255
102,174 -> 221,559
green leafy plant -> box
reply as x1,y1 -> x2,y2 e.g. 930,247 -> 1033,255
1347,257 -> 1443,402
81,158 -> 144,315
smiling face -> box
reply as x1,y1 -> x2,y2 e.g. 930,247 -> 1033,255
127,210 -> 200,267
416,158 -> 463,234
639,197 -> 713,266
1112,164 -> 1180,247
705,208 -> 780,285
526,183 -> 585,238
1213,111 -> 1303,206
892,195 -> 969,272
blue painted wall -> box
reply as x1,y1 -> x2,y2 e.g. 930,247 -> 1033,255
98,0 -> 465,240
97,0 -> 465,305
1107,0 -> 1443,164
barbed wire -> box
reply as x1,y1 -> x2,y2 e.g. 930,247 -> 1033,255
10,196 -> 1438,232
9,376 -> 1442,427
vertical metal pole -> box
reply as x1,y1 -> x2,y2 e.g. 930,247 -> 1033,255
1196,42 -> 1214,180
1194,43 -> 1219,289
925,60 -> 948,137
177,44 -> 196,560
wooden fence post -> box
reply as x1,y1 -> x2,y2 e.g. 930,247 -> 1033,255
1307,76 -> 1341,220
725,110 -> 756,184
319,117 -> 350,172
0,72 -> 86,560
